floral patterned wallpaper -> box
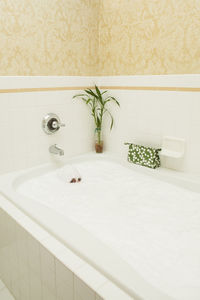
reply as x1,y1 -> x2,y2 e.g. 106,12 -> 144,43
98,0 -> 200,75
0,0 -> 99,75
0,0 -> 199,75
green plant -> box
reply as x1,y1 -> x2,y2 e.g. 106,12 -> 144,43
73,85 -> 120,145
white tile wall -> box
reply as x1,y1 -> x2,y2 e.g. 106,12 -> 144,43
0,77 -> 95,175
0,75 -> 200,174
98,76 -> 200,174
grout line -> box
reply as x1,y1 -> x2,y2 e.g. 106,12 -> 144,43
0,85 -> 199,94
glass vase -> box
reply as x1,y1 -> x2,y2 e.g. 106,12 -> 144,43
95,128 -> 103,153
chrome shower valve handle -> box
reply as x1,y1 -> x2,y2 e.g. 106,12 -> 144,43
52,120 -> 65,129
42,113 -> 65,135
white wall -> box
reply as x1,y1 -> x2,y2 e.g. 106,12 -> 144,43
98,75 -> 200,174
0,77 -> 95,175
0,75 -> 199,175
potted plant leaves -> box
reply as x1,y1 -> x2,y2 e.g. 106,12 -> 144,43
73,85 -> 119,153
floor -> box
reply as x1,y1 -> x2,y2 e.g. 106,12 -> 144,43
0,280 -> 15,300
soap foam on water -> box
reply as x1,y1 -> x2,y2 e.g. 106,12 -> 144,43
19,160 -> 200,300
57,164 -> 81,183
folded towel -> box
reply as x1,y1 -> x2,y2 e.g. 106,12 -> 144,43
57,165 -> 81,183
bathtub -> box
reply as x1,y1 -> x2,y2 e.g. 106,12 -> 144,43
0,153 -> 200,300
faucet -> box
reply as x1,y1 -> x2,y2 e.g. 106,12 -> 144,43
49,144 -> 64,156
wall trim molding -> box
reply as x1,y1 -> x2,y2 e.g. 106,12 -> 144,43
0,86 -> 199,93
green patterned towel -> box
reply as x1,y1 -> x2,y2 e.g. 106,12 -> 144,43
125,143 -> 161,169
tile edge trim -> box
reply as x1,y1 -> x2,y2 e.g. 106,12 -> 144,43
0,86 -> 199,93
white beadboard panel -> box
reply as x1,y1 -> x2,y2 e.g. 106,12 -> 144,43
29,271 -> 42,300
40,256 -> 56,296
56,280 -> 73,300
19,277 -> 30,300
40,245 -> 55,272
27,236 -> 41,275
42,284 -> 56,300
74,275 -> 96,300
95,295 -> 104,300
55,259 -> 73,288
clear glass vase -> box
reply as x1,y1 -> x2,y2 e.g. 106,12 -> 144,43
95,128 -> 103,153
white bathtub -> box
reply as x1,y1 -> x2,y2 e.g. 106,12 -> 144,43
0,153 -> 200,300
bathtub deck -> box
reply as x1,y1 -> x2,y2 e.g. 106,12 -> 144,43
17,158 -> 200,300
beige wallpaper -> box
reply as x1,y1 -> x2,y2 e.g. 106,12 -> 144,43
98,0 -> 200,75
0,0 -> 99,75
0,0 -> 200,75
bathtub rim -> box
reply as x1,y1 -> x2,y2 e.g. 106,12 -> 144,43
11,152 -> 200,193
